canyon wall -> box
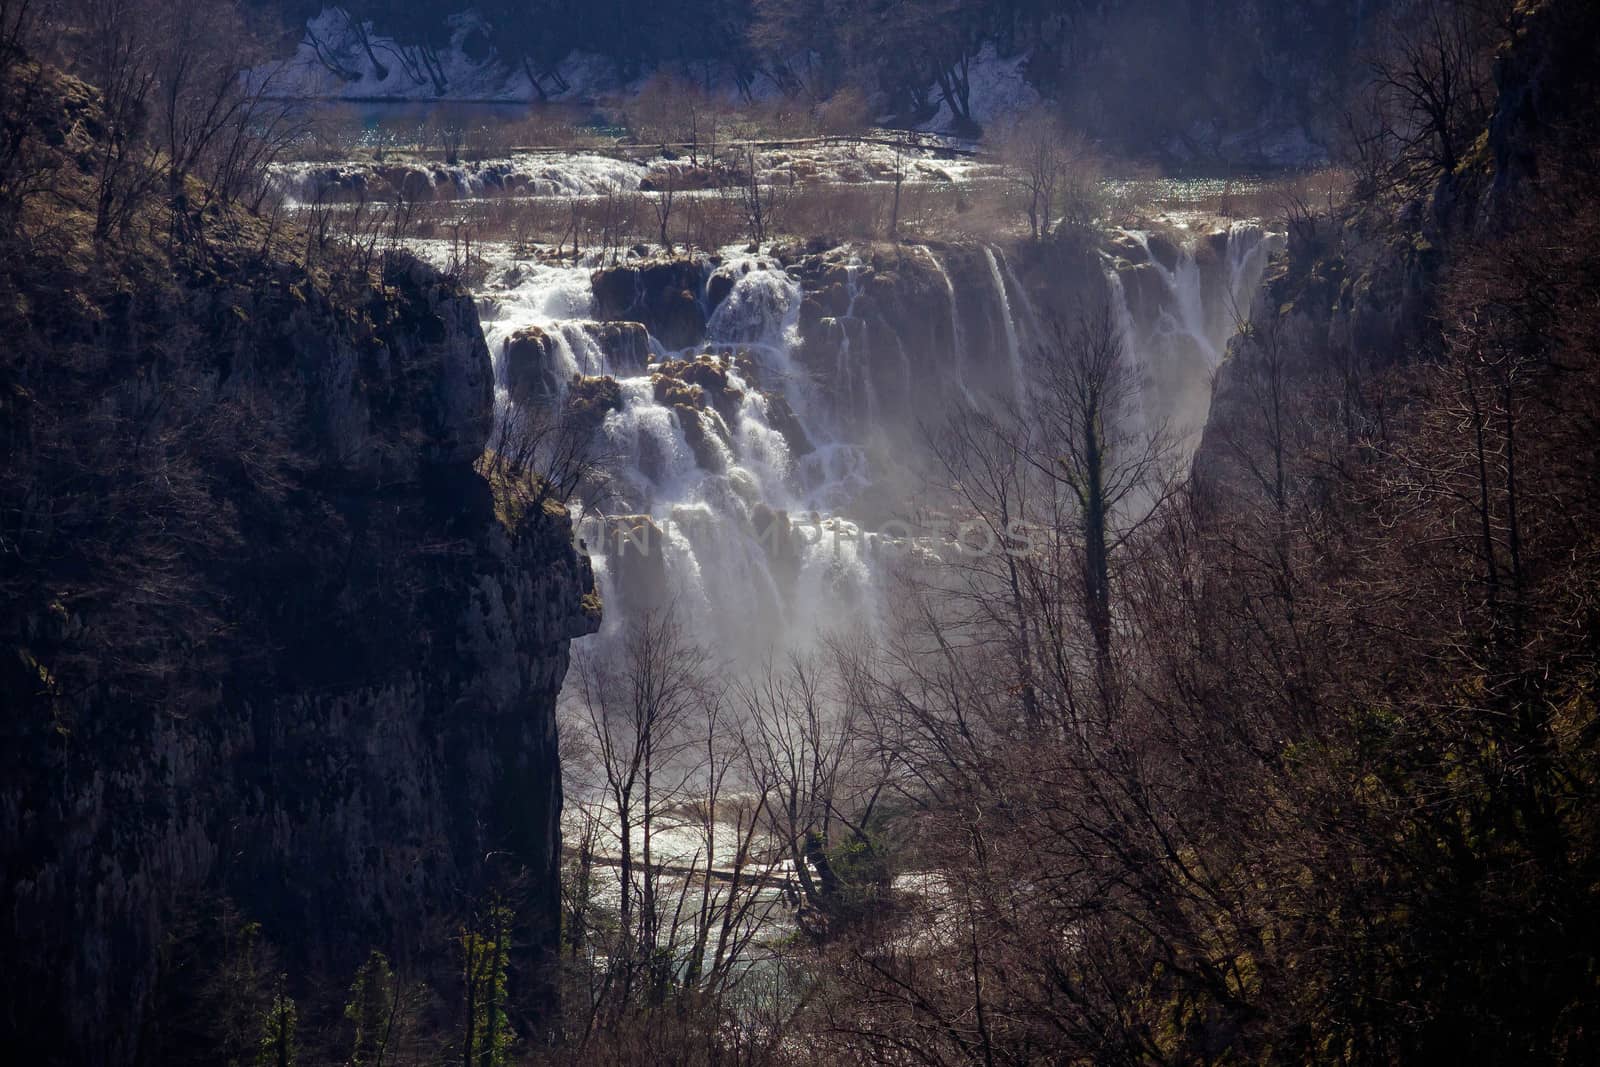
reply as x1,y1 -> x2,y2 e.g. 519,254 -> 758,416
0,69 -> 597,1063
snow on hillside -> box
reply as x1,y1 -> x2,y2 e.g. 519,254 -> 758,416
256,6 -> 1043,128
255,8 -> 526,100
913,44 -> 1041,135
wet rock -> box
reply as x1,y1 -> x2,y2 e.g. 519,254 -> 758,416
762,391 -> 814,458
706,271 -> 734,313
674,405 -> 728,473
654,355 -> 745,425
1145,232 -> 1182,272
583,320 -> 650,373
590,257 -> 710,350
648,357 -> 736,472
751,502 -> 803,591
1115,262 -> 1168,325
1106,231 -> 1150,264
503,325 -> 562,407
564,375 -> 623,437
652,374 -> 704,411
602,514 -> 670,610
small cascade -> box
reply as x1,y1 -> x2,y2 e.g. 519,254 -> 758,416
1102,224 -> 1282,440
1223,221 -> 1277,327
269,153 -> 647,206
479,258 -> 598,382
996,248 -> 1041,346
1102,265 -> 1149,432
919,245 -> 980,410
1125,229 -> 1221,367
983,246 -> 1028,412
823,259 -> 881,430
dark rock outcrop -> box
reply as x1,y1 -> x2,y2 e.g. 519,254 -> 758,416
591,256 -> 714,350
0,69 -> 596,1064
566,374 -> 625,436
786,238 -> 1103,434
655,355 -> 745,425
599,514 -> 671,610
504,323 -> 563,405
1195,0 -> 1598,492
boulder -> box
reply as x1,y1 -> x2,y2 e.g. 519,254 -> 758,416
584,320 -> 650,373
654,355 -> 745,425
1145,231 -> 1182,272
564,375 -> 623,437
706,270 -> 734,313
590,257 -> 710,350
674,405 -> 728,474
762,391 -> 814,458
503,325 -> 562,407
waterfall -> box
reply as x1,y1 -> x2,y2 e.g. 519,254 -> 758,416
480,250 -> 883,659
1102,265 -> 1148,433
919,245 -> 979,410
1101,225 -> 1283,440
982,246 -> 1028,413
1224,221 -> 1275,329
996,248 -> 1040,350
450,225 -> 1279,661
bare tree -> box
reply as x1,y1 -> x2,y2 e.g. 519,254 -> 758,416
1369,0 -> 1500,180
997,113 -> 1100,240
651,170 -> 675,254
478,399 -> 611,530
569,611 -> 709,1012
1030,307 -> 1178,719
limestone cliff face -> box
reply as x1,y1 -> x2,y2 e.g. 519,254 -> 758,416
1195,0 -> 1598,493
0,83 -> 597,1059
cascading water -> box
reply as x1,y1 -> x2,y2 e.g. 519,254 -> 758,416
1101,222 -> 1285,439
1103,267 -> 1149,432
445,218 -> 1280,665
479,249 -> 889,661
270,153 -> 648,206
982,245 -> 1028,412
919,245 -> 981,411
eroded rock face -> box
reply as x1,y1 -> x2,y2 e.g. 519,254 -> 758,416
1,243 -> 596,1062
601,514 -> 670,610
655,355 -> 745,425
785,238 -> 1103,435
566,375 -> 624,436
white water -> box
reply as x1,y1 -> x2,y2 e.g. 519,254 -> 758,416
271,153 -> 647,206
419,215 -> 1278,667
481,250 -> 887,661
920,245 -> 980,411
400,209 -> 1282,977
983,245 -> 1028,412
1103,267 -> 1148,432
476,257 -> 605,400
1101,221 -> 1283,437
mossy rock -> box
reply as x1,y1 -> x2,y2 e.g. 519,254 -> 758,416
564,375 -> 623,437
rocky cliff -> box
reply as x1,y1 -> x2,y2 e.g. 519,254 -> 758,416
1196,0 -> 1600,493
0,66 -> 596,1064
